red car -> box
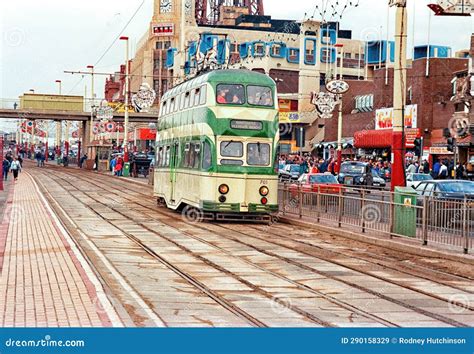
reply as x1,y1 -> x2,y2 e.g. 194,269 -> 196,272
289,173 -> 343,197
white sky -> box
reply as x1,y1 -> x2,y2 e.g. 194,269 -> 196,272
0,0 -> 473,108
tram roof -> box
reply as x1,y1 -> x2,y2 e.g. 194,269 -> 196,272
163,70 -> 275,100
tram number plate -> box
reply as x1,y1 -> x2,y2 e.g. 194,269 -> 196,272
260,180 -> 268,185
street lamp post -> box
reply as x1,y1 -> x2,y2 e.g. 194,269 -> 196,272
390,0 -> 408,190
55,80 -> 62,95
87,65 -> 95,146
335,44 -> 344,173
120,36 -> 130,166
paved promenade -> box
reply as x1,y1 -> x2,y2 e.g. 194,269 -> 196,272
0,172 -> 120,327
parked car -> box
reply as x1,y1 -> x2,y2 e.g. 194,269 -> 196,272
289,173 -> 343,197
414,180 -> 474,200
338,162 -> 374,187
371,169 -> 387,188
414,180 -> 474,228
279,164 -> 301,181
131,153 -> 152,178
406,173 -> 433,189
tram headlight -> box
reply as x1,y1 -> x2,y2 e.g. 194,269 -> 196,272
259,186 -> 269,197
219,184 -> 229,195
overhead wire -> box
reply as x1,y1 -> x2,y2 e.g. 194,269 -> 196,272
67,0 -> 146,95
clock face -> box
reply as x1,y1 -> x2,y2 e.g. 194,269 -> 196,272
160,0 -> 172,13
325,80 -> 350,94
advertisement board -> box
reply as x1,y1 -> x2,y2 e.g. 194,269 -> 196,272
279,112 -> 301,124
375,104 -> 417,130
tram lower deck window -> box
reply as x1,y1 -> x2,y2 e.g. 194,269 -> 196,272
247,143 -> 270,166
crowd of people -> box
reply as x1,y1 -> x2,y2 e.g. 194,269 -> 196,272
280,153 -> 469,181
405,158 -> 469,180
279,154 -> 393,178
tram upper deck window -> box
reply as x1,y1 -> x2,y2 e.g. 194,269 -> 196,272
247,86 -> 274,107
216,84 -> 245,105
247,143 -> 270,166
220,141 -> 243,158
199,85 -> 207,105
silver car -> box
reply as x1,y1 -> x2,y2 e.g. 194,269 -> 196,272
406,173 -> 433,189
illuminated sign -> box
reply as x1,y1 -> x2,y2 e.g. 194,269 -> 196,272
152,23 -> 174,36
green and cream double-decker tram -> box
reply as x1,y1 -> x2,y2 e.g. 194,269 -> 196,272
154,69 -> 279,221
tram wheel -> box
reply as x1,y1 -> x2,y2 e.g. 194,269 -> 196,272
181,206 -> 204,223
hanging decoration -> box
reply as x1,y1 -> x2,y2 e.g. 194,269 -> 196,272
132,83 -> 157,113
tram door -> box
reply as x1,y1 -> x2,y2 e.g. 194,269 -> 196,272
170,141 -> 179,202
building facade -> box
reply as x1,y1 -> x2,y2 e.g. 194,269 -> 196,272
321,56 -> 469,165
105,0 -> 373,152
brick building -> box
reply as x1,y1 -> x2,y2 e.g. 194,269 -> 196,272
321,56 -> 469,164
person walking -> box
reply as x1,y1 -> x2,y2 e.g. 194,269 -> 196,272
406,161 -> 417,174
114,158 -> 123,177
110,157 -> 117,176
2,158 -> 10,181
455,162 -> 465,180
10,157 -> 21,182
35,150 -> 42,167
438,161 -> 448,180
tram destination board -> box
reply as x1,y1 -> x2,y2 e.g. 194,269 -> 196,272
230,120 -> 263,131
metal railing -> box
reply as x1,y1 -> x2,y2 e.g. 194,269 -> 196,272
278,184 -> 473,254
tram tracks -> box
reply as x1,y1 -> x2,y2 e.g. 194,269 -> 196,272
60,167 -> 474,289
37,170 -> 387,327
33,166 -> 474,327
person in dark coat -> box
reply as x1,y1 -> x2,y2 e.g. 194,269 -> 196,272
2,159 -> 10,181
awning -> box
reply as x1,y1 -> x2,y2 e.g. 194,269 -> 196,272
354,130 -> 392,149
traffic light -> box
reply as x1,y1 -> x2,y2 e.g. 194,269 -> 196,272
413,138 -> 422,157
447,137 -> 455,152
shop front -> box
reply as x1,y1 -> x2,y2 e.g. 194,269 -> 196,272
353,128 -> 421,160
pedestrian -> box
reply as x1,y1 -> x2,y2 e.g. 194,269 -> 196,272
10,157 -> 21,182
438,161 -> 448,180
79,154 -> 87,169
110,157 -> 117,176
40,152 -> 45,167
432,159 -> 441,179
2,158 -> 10,181
421,159 -> 430,174
114,158 -> 123,177
35,150 -> 42,167
406,161 -> 417,174
455,162 -> 465,180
